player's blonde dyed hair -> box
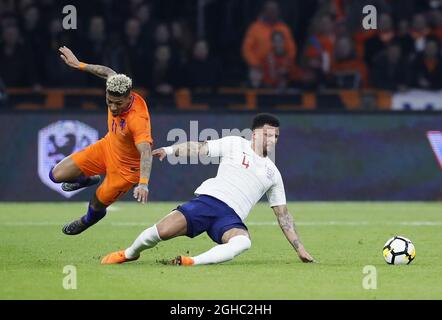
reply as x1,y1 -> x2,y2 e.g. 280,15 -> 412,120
106,74 -> 132,96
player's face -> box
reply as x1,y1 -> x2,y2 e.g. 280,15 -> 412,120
253,124 -> 279,156
106,92 -> 131,117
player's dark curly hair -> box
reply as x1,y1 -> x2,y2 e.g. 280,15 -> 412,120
251,113 -> 280,130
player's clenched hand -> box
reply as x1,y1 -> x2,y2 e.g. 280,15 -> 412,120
296,246 -> 316,263
133,184 -> 149,204
152,148 -> 167,161
59,46 -> 81,69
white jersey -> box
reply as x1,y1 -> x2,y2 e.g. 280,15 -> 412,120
194,136 -> 286,220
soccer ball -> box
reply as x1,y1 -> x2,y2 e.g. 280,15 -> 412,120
383,236 -> 416,265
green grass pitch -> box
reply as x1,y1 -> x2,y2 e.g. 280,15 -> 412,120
1,202 -> 441,300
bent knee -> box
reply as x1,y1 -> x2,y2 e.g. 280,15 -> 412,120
50,157 -> 83,183
51,163 -> 73,183
155,223 -> 168,239
156,223 -> 184,240
49,166 -> 62,183
156,211 -> 188,240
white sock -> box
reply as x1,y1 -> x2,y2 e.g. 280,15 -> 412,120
192,235 -> 251,265
125,225 -> 162,259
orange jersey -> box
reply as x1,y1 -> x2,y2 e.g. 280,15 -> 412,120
103,92 -> 153,178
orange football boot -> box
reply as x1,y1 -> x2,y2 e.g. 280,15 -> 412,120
101,250 -> 139,265
170,255 -> 194,266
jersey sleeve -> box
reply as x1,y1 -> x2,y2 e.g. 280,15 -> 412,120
206,136 -> 241,157
129,111 -> 153,145
266,169 -> 287,207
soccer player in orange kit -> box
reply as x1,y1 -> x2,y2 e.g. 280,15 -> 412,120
49,46 -> 153,235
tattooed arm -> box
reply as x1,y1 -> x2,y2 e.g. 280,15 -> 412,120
59,46 -> 116,79
133,142 -> 152,204
82,63 -> 116,79
272,205 -> 315,263
152,142 -> 209,161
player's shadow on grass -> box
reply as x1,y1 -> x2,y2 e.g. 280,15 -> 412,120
99,258 -> 322,267
153,258 -> 305,266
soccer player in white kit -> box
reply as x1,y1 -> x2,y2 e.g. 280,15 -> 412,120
101,114 -> 315,265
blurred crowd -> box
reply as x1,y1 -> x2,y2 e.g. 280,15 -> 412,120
1,0 -> 442,94
245,0 -> 442,92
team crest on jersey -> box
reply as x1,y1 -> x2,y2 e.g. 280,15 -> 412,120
38,120 -> 99,198
119,119 -> 127,136
120,119 -> 126,130
111,118 -> 127,136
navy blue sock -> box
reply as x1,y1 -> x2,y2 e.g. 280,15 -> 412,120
73,175 -> 90,185
81,205 -> 107,226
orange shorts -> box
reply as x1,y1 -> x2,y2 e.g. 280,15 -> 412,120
71,139 -> 138,206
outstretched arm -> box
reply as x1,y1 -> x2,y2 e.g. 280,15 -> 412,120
133,142 -> 153,204
59,46 -> 116,79
152,141 -> 208,161
272,205 -> 315,263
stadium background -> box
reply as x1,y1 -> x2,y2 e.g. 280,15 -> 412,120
0,0 -> 441,202
0,112 -> 441,201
